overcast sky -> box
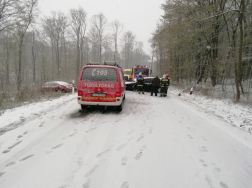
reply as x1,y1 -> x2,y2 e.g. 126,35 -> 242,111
39,0 -> 165,55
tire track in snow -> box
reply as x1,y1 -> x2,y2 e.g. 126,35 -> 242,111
96,149 -> 110,158
121,156 -> 127,166
0,172 -> 6,178
19,154 -> 34,161
2,141 -> 23,154
116,143 -> 127,151
121,181 -> 129,188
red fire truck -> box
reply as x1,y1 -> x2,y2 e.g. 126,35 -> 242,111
125,65 -> 152,90
133,65 -> 150,79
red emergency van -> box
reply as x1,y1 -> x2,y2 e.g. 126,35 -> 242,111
77,62 -> 126,111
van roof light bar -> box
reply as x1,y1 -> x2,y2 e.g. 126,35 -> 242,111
87,61 -> 121,68
104,61 -> 121,68
104,61 -> 120,65
87,62 -> 101,65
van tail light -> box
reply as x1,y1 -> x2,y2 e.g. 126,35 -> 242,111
115,92 -> 121,97
78,91 -> 83,96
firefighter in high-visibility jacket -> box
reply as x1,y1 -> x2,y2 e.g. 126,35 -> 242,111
160,74 -> 169,97
137,72 -> 144,94
165,74 -> 170,96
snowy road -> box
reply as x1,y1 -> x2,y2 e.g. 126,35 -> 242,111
0,91 -> 252,188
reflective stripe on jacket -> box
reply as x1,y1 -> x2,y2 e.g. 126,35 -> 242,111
160,78 -> 169,87
137,76 -> 144,86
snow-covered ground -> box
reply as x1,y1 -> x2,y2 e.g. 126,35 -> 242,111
1,86 -> 251,134
0,87 -> 252,188
168,87 -> 252,134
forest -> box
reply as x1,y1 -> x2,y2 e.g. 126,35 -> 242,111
0,0 -> 149,108
150,0 -> 252,102
1,0 -> 252,110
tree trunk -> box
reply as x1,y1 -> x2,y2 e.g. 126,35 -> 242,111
76,35 -> 80,82
99,43 -> 102,63
32,31 -> 36,84
236,0 -> 245,102
17,36 -> 24,92
41,43 -> 45,83
56,39 -> 60,79
5,44 -> 10,86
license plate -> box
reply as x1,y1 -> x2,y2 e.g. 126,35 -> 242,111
92,93 -> 106,97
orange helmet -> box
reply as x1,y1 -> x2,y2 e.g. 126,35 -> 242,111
166,74 -> 169,78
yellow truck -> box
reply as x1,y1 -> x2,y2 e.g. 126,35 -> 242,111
123,69 -> 133,81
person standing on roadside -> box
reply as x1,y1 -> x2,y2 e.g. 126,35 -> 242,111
137,72 -> 144,94
165,74 -> 170,96
151,75 -> 160,96
160,74 -> 169,97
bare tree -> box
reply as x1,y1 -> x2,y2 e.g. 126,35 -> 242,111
0,0 -> 20,32
70,7 -> 87,82
31,30 -> 36,83
236,0 -> 246,101
0,30 -> 14,87
133,41 -> 144,65
121,31 -> 135,68
36,31 -> 47,83
88,25 -> 99,62
42,11 -> 68,79
90,13 -> 107,63
16,0 -> 38,93
110,20 -> 123,61
149,37 -> 157,75
103,34 -> 113,61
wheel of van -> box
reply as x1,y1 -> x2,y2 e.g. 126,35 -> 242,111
81,105 -> 86,110
62,89 -> 67,93
123,94 -> 125,100
117,104 -> 122,112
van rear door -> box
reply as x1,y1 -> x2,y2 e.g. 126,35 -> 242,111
79,67 -> 120,103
